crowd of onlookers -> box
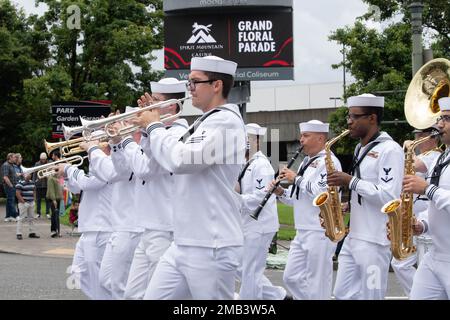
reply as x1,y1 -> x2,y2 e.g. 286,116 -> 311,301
1,151 -> 75,239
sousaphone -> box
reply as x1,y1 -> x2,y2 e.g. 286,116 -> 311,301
405,58 -> 450,129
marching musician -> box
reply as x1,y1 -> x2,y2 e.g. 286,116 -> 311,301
236,123 -> 286,300
117,78 -> 188,299
134,56 -> 246,299
58,139 -> 113,300
80,113 -> 143,300
390,126 -> 441,297
272,120 -> 342,300
327,94 -> 404,300
405,97 -> 450,299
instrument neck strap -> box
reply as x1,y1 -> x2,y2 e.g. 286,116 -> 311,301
290,155 -> 320,199
178,109 -> 222,142
237,158 -> 256,194
349,132 -> 381,205
430,150 -> 450,186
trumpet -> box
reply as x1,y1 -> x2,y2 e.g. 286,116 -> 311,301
45,131 -> 109,157
79,96 -> 190,139
23,155 -> 87,179
62,124 -> 84,140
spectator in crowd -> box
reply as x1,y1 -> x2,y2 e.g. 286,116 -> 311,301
33,153 -> 51,219
15,173 -> 40,240
2,153 -> 18,222
47,170 -> 63,238
50,150 -> 66,216
13,153 -> 24,215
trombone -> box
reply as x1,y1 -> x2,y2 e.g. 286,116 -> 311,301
22,155 -> 87,179
79,96 -> 190,139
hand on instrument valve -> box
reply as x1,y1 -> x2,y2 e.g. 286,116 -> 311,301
341,202 -> 350,214
327,171 -> 352,187
267,180 -> 284,197
137,92 -> 155,108
403,174 -> 429,195
279,168 -> 297,184
79,140 -> 100,152
412,218 -> 425,236
56,163 -> 69,178
132,92 -> 161,129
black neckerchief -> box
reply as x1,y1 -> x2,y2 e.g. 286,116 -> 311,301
237,158 -> 255,194
178,109 -> 221,142
289,155 -> 320,200
349,132 -> 381,205
429,150 -> 450,187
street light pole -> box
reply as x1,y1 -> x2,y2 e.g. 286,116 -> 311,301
409,1 -> 424,76
343,43 -> 347,102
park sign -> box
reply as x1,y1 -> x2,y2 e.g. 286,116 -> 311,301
51,101 -> 111,139
163,0 -> 293,81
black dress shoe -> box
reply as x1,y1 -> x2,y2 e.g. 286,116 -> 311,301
29,233 -> 40,239
16,234 -> 23,240
284,294 -> 294,300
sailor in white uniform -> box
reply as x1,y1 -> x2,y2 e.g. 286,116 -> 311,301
236,123 -> 286,300
273,120 -> 342,299
328,94 -> 404,300
134,56 -> 246,300
121,78 -> 189,299
390,126 -> 441,297
59,142 -> 113,299
80,124 -> 143,300
405,97 -> 450,299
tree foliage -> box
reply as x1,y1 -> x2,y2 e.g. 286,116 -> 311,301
327,0 -> 449,155
0,0 -> 164,164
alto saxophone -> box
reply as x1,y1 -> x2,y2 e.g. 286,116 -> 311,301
381,131 -> 440,260
313,129 -> 350,242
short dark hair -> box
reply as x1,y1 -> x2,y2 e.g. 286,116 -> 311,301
364,107 -> 383,125
50,150 -> 61,159
163,92 -> 186,113
204,71 -> 234,99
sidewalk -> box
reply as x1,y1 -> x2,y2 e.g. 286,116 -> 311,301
0,204 -> 80,258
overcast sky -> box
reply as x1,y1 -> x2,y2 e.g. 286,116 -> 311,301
12,0 -> 379,86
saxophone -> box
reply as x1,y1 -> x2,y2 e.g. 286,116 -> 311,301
313,129 -> 350,242
381,131 -> 440,260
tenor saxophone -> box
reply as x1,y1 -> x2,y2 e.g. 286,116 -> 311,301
313,129 -> 350,242
381,131 -> 440,260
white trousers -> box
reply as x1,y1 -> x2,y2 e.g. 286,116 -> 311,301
124,229 -> 173,299
237,231 -> 286,300
333,237 -> 391,300
71,231 -> 112,299
99,231 -> 141,300
144,243 -> 242,300
391,254 -> 417,297
16,202 -> 35,235
410,252 -> 450,300
283,230 -> 336,300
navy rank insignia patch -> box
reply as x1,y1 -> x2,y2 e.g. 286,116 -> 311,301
367,151 -> 379,159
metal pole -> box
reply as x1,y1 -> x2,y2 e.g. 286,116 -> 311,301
343,43 -> 347,102
409,1 -> 424,76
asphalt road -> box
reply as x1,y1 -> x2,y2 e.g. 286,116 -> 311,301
0,253 -> 406,300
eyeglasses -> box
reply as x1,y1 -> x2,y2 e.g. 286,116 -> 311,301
186,79 -> 217,91
436,115 -> 450,123
346,113 -> 371,121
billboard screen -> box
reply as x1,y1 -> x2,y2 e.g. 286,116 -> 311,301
164,10 -> 293,81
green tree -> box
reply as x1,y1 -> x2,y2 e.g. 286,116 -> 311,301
0,0 -> 50,163
0,0 -> 164,165
328,1 -> 448,155
363,0 -> 449,56
35,0 -> 164,108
